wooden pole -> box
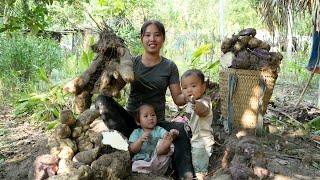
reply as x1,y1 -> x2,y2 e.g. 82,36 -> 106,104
295,45 -> 320,107
318,77 -> 320,108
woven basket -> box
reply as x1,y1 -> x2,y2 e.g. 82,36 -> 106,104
219,68 -> 277,129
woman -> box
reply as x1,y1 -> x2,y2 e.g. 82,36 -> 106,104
95,20 -> 194,179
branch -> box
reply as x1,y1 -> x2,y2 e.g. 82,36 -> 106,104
84,9 -> 102,31
268,107 -> 304,129
295,45 -> 320,107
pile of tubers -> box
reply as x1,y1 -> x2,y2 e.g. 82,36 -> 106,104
63,25 -> 134,113
220,28 -> 283,74
29,109 -> 132,180
29,24 -> 166,180
212,136 -> 269,179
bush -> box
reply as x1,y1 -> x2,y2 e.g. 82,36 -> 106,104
0,33 -> 63,101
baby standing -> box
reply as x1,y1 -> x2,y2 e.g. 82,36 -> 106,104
181,69 -> 215,180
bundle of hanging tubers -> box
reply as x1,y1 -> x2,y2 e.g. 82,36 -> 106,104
220,28 -> 283,74
63,24 -> 134,113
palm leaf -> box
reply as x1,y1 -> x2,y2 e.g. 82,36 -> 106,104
258,0 -> 318,33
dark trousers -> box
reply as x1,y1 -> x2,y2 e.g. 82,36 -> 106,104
95,95 -> 194,179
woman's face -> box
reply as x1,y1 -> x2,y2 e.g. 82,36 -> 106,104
141,24 -> 165,55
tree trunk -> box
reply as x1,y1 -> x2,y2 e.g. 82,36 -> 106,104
286,4 -> 293,59
219,0 -> 225,42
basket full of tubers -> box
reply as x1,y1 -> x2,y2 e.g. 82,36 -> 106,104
219,28 -> 283,133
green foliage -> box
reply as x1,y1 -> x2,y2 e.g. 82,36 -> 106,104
112,19 -> 142,56
1,1 -> 49,34
82,37 -> 96,67
190,44 -> 212,63
312,161 -> 320,170
47,120 -> 60,130
0,0 -> 84,34
0,33 -> 62,98
280,52 -> 319,90
46,1 -> 87,30
224,0 -> 264,35
304,116 -> 320,132
96,0 -> 154,18
93,0 -> 156,56
0,129 -> 10,136
187,43 -> 220,81
14,67 -> 68,121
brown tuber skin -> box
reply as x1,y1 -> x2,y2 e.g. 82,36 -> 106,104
238,36 -> 252,47
248,37 -> 262,49
75,90 -> 92,113
221,38 -> 235,53
117,47 -> 134,83
77,109 -> 100,125
73,147 -> 100,165
63,74 -> 90,94
238,27 -> 257,37
258,41 -> 271,51
60,110 -> 76,126
233,41 -> 245,54
230,163 -> 255,180
55,124 -> 71,139
37,32 -> 135,177
99,75 -> 126,98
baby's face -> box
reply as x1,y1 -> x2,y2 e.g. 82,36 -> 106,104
138,106 -> 157,130
181,74 -> 206,100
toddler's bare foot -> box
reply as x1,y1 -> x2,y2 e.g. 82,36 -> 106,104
169,129 -> 179,140
157,132 -> 175,155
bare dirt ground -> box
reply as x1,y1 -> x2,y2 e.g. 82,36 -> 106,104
0,78 -> 320,180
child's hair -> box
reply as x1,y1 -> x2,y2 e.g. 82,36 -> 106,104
140,20 -> 166,40
135,104 -> 156,124
181,69 -> 205,83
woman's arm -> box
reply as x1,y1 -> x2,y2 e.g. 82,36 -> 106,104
169,83 -> 187,106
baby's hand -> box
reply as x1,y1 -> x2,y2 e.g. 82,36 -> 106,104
184,95 -> 195,104
187,95 -> 195,104
139,132 -> 150,142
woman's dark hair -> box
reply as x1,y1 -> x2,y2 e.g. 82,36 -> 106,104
181,69 -> 205,83
140,20 -> 166,39
135,104 -> 155,124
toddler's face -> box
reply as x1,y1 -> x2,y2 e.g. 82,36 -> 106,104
181,74 -> 206,100
138,106 -> 157,130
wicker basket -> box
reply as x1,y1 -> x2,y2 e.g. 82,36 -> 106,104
219,68 -> 277,129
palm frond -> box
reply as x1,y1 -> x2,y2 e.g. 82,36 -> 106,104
259,0 -> 319,33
